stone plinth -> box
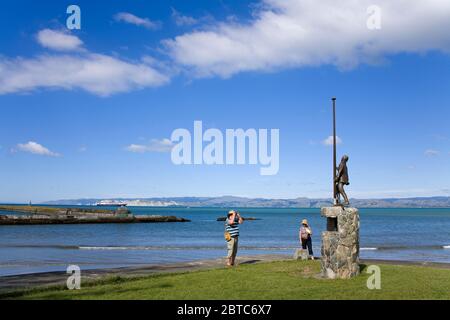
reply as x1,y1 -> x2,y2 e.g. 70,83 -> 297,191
320,207 -> 360,279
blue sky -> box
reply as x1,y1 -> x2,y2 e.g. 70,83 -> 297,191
0,0 -> 449,203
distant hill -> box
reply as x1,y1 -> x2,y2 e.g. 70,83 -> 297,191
42,196 -> 450,208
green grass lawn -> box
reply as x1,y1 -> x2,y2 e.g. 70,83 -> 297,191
5,260 -> 450,300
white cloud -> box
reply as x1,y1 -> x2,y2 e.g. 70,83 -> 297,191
37,29 -> 83,51
0,28 -> 170,96
114,12 -> 160,30
171,8 -> 198,26
15,141 -> 60,157
125,138 -> 174,153
164,0 -> 450,78
425,149 -> 440,156
0,53 -> 169,96
322,135 -> 342,146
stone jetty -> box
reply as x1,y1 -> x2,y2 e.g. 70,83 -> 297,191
0,205 -> 190,225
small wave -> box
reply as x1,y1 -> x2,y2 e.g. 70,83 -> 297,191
0,244 -> 79,250
78,245 -> 297,251
79,246 -> 188,251
4,244 -> 450,252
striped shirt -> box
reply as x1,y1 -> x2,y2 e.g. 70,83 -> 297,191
225,216 -> 240,238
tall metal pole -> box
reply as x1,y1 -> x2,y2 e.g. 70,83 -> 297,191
332,97 -> 337,204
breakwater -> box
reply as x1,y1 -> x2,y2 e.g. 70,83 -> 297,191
0,205 -> 190,225
216,217 -> 261,221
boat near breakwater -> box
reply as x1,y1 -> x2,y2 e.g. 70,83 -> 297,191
0,205 -> 190,225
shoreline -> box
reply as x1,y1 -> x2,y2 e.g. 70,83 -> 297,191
2,254 -> 450,295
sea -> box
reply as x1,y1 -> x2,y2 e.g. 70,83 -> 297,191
0,206 -> 450,276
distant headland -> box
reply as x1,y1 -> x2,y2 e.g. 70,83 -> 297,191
36,196 -> 450,208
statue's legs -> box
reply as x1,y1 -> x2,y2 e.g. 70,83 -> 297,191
334,183 -> 341,204
338,183 -> 349,205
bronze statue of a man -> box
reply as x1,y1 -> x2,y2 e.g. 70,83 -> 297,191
335,155 -> 350,205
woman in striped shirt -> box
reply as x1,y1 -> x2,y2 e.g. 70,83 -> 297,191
225,210 -> 244,266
